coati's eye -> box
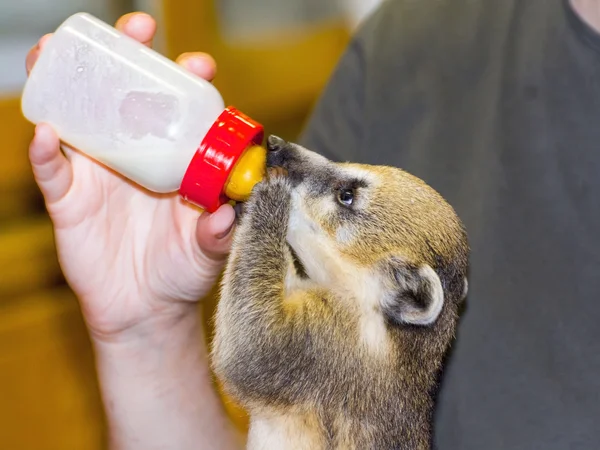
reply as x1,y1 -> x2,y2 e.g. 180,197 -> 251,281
337,188 -> 355,206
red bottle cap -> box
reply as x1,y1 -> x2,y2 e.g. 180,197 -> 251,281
179,106 -> 264,212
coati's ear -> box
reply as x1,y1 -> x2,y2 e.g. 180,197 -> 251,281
382,258 -> 444,326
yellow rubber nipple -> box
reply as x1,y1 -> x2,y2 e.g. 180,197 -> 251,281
224,145 -> 266,201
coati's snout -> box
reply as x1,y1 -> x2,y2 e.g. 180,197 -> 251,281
266,134 -> 296,169
265,134 -> 330,187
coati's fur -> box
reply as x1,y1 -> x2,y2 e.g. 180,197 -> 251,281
211,136 -> 469,449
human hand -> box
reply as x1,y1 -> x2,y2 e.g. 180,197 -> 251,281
26,12 -> 233,342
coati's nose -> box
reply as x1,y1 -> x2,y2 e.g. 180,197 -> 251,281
267,135 -> 286,153
266,134 -> 290,168
265,135 -> 305,185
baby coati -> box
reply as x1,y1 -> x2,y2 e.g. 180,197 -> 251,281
211,136 -> 469,450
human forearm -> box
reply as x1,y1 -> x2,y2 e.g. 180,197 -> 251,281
91,305 -> 244,450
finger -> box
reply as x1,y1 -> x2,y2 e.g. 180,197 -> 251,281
176,52 -> 218,82
29,123 -> 73,204
25,33 -> 52,76
115,12 -> 156,47
194,204 -> 236,261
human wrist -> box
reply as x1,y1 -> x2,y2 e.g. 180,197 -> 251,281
90,303 -> 210,400
89,301 -> 202,360
91,305 -> 244,450
83,298 -> 199,347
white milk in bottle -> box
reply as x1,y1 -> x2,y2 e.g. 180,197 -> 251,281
21,12 -> 266,212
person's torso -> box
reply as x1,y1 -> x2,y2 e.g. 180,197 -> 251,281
318,0 -> 600,448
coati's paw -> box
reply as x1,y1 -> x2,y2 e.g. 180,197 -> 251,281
266,166 -> 289,180
263,166 -> 291,191
235,167 -> 290,221
253,166 -> 292,198
243,165 -> 292,223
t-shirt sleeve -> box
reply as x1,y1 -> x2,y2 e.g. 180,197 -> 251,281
298,33 -> 366,163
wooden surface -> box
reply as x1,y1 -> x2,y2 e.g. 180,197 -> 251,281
0,3 -> 348,447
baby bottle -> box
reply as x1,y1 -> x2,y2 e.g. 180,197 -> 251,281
21,12 -> 266,212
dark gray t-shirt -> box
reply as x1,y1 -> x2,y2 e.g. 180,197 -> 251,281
300,0 -> 600,448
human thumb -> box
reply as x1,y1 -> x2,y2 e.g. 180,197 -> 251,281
194,203 -> 236,262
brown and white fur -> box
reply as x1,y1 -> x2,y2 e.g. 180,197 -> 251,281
211,136 -> 469,450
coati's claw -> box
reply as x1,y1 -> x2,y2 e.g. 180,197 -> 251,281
256,165 -> 291,197
266,166 -> 288,180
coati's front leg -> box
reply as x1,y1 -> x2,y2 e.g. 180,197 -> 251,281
211,168 -> 333,407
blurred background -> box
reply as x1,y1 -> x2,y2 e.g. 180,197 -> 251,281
0,0 -> 382,448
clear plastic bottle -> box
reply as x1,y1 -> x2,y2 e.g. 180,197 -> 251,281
21,12 -> 266,212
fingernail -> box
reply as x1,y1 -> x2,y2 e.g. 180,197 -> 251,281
216,223 -> 235,240
39,34 -> 52,49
